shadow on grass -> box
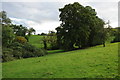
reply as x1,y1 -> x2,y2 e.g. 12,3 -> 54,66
47,50 -> 65,54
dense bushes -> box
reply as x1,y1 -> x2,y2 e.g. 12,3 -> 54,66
111,27 -> 120,43
1,11 -> 48,62
2,48 -> 14,62
15,36 -> 27,43
2,42 -> 48,62
2,23 -> 47,62
42,32 -> 59,50
111,34 -> 120,43
2,25 -> 15,47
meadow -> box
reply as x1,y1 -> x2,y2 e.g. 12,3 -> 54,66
29,35 -> 44,48
2,42 -> 118,78
1,2 -> 119,79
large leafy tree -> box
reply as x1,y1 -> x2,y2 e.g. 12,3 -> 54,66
1,11 -> 15,47
56,2 -> 106,50
2,25 -> 15,47
10,24 -> 28,37
28,28 -> 36,36
0,11 -> 11,24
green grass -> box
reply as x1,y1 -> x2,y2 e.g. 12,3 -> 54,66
29,35 -> 44,48
29,35 -> 51,49
2,42 -> 118,78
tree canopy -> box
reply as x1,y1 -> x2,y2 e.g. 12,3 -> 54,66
56,2 -> 106,50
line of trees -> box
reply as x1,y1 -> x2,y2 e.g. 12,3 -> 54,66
1,11 -> 47,62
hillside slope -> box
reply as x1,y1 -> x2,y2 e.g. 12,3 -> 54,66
2,43 -> 118,78
29,35 -> 44,48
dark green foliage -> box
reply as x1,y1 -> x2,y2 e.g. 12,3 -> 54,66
9,42 -> 24,48
28,28 -> 36,36
43,37 -> 47,49
10,24 -> 28,37
25,35 -> 29,41
1,11 -> 46,62
2,48 -> 14,62
56,2 -> 106,50
9,24 -> 36,41
42,32 -> 59,50
111,27 -> 120,43
41,33 -> 47,35
2,25 -> 15,47
2,42 -> 48,62
12,50 -> 22,59
9,42 -> 23,59
34,48 -> 47,56
110,28 -> 118,36
0,11 -> 11,24
22,43 -> 47,58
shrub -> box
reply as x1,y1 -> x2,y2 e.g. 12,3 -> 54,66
9,42 -> 23,59
42,35 -> 59,50
23,43 -> 36,52
111,30 -> 120,43
2,42 -> 48,62
15,36 -> 27,44
34,48 -> 48,56
2,48 -> 15,62
9,42 -> 23,48
23,43 -> 48,58
111,36 -> 120,43
12,50 -> 22,59
22,50 -> 34,58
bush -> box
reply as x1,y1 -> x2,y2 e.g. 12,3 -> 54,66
23,43 -> 48,58
9,42 -> 23,48
23,43 -> 35,52
2,48 -> 15,62
22,50 -> 34,58
2,42 -> 48,62
15,36 -> 27,44
111,36 -> 120,43
111,30 -> 120,43
13,50 -> 22,59
9,42 -> 23,59
34,48 -> 48,56
42,35 -> 59,50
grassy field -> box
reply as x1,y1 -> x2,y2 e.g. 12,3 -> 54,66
2,42 -> 118,78
29,35 -> 44,48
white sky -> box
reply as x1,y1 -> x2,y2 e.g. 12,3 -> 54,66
1,0 -> 119,34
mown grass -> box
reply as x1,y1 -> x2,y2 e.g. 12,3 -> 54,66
2,42 -> 118,78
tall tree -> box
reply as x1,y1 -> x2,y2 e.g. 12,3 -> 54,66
28,28 -> 36,36
10,24 -> 28,37
0,11 -> 15,47
0,11 -> 11,24
2,25 -> 15,47
56,2 -> 106,50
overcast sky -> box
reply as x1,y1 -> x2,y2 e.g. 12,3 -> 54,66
1,0 -> 119,34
